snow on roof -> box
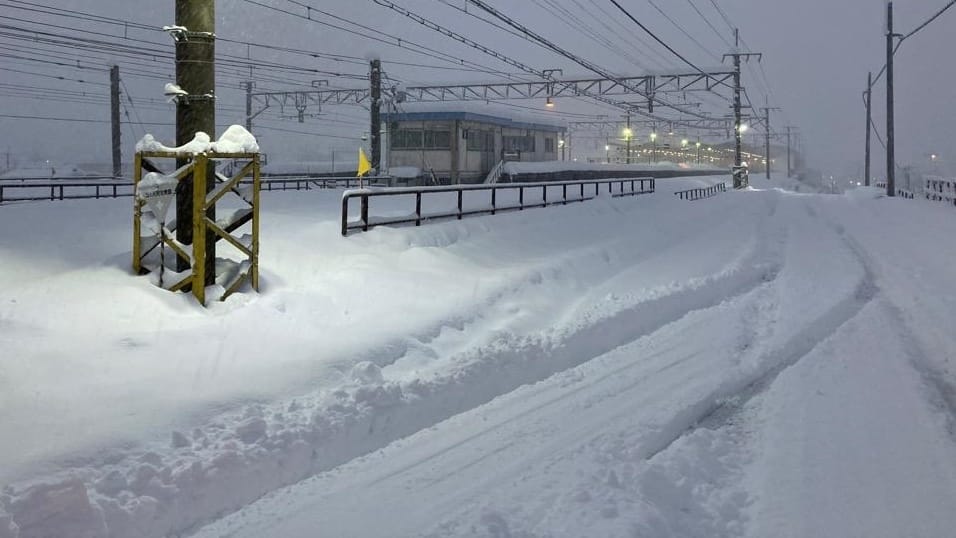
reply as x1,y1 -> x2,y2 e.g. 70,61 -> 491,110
386,101 -> 567,132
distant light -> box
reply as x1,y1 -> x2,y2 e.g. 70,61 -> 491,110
739,124 -> 749,133
931,153 -> 938,160
623,127 -> 633,139
650,132 -> 658,141
681,139 -> 688,147
545,96 -> 555,108
696,141 -> 701,148
605,145 -> 610,151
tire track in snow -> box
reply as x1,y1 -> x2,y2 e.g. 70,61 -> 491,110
651,197 -> 879,453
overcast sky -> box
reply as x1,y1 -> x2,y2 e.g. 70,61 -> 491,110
0,0 -> 953,178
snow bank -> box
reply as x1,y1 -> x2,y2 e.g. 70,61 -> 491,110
135,125 -> 259,155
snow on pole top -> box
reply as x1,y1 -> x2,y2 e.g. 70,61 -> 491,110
135,125 -> 260,155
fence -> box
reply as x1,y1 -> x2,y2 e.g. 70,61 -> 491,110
924,176 -> 956,206
874,182 -> 917,200
0,176 -> 391,204
341,177 -> 655,236
674,183 -> 727,201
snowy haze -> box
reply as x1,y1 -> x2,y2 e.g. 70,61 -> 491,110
0,0 -> 954,177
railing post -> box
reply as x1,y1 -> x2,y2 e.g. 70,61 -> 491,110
59,185 -> 64,201
457,189 -> 463,219
542,185 -> 547,206
519,186 -> 524,210
562,184 -> 567,205
361,194 -> 369,231
416,192 -> 422,226
341,194 -> 350,236
491,187 -> 497,215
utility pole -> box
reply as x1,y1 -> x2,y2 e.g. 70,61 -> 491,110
241,81 -> 254,132
696,136 -> 701,165
110,65 -> 122,178
886,2 -> 897,197
723,29 -> 761,188
625,111 -> 631,165
785,126 -> 795,178
864,72 -> 872,186
174,0 -> 216,280
369,59 -> 382,174
761,105 -> 780,179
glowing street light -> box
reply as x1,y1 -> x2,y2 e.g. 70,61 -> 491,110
545,96 -> 555,108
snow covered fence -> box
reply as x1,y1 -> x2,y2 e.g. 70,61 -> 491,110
674,182 -> 728,201
341,177 -> 655,236
874,182 -> 916,200
924,176 -> 956,206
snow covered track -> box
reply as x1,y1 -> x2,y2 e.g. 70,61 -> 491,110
3,177 -> 956,537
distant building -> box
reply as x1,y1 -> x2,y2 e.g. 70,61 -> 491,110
383,110 -> 566,184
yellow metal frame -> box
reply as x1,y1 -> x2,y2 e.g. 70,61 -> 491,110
133,151 -> 260,306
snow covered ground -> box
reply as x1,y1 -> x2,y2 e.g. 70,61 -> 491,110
1,174 -> 955,538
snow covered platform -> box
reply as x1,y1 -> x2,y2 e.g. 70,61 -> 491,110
2,175 -> 956,538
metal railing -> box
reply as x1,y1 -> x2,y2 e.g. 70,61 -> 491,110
0,176 -> 391,204
674,183 -> 727,201
0,180 -> 133,203
341,177 -> 655,236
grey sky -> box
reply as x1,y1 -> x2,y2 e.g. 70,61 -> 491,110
0,0 -> 953,177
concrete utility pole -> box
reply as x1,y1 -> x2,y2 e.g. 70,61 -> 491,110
723,29 -> 761,188
885,2 -> 896,197
110,65 -> 122,178
785,126 -> 796,178
864,72 -> 872,186
761,106 -> 780,179
174,0 -> 216,279
369,59 -> 382,174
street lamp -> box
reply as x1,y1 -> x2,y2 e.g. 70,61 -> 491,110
695,139 -> 701,165
605,144 -> 610,163
623,127 -> 633,165
650,132 -> 658,164
558,138 -> 565,161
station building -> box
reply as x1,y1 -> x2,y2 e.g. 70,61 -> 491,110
383,110 -> 566,184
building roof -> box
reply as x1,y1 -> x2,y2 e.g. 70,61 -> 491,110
382,111 -> 566,133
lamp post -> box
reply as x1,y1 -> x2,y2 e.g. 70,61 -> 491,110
605,144 -> 610,164
558,138 -> 565,161
650,132 -> 658,164
696,138 -> 701,165
623,127 -> 633,165
681,139 -> 688,164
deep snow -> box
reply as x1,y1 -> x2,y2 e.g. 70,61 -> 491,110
1,174 -> 955,538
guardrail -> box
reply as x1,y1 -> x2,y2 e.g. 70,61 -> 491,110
341,177 -> 655,236
0,176 -> 391,204
674,183 -> 727,201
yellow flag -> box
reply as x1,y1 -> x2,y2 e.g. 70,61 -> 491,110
357,147 -> 372,177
